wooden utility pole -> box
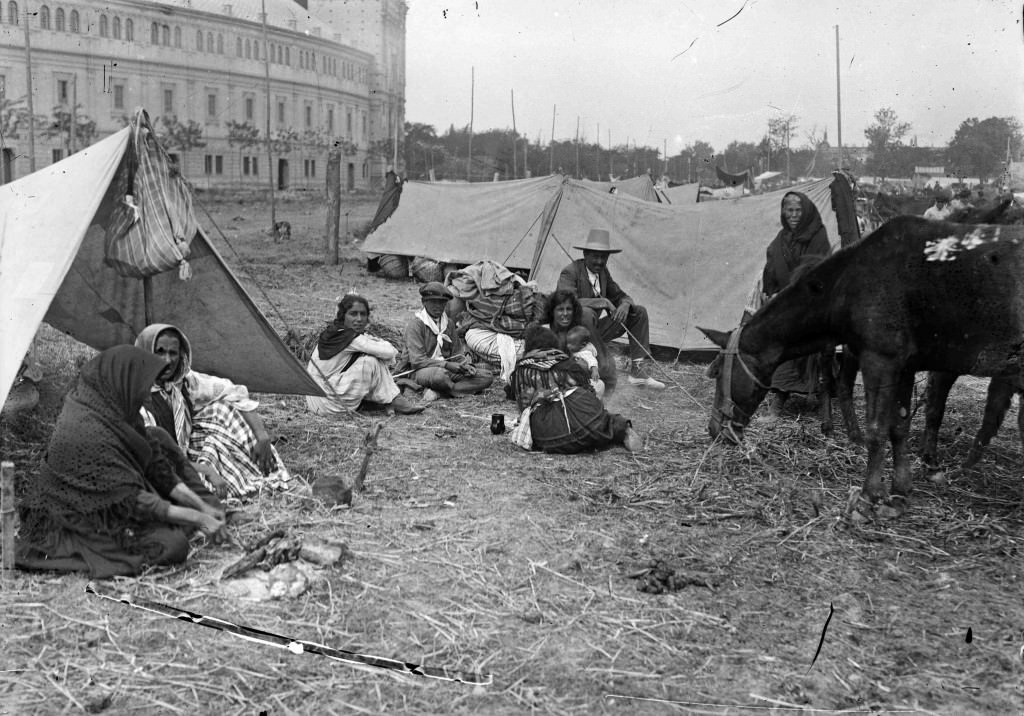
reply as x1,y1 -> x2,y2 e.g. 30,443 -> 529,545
835,25 -> 843,169
549,104 -> 556,175
574,116 -> 580,179
260,0 -> 276,230
69,74 -> 77,154
510,89 -> 517,180
324,147 -> 341,265
22,0 -> 36,171
467,66 -> 474,182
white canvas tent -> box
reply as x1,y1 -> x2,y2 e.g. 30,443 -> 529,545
363,174 -> 858,352
1,126 -> 323,411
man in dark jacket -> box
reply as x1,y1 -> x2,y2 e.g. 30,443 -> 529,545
556,228 -> 665,389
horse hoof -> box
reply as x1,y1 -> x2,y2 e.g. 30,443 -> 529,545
845,489 -> 875,523
963,451 -> 981,469
876,495 -> 909,520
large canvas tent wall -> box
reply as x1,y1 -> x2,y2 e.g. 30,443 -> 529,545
657,182 -> 700,204
1,126 -> 324,411
578,175 -> 663,202
363,172 -> 855,353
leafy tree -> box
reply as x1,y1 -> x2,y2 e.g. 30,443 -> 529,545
41,104 -> 97,153
225,120 -> 260,182
269,127 -> 299,155
947,116 -> 1023,182
158,115 -> 206,171
768,114 -> 799,179
863,107 -> 911,180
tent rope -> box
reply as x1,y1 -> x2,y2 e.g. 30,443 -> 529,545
501,208 -> 546,266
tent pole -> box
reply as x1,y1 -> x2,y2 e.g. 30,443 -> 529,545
143,276 -> 154,325
1,461 -> 15,574
510,89 -> 517,180
549,105 -> 555,175
467,66 -> 474,183
835,24 -> 843,170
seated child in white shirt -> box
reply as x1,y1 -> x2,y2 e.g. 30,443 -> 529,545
565,325 -> 605,400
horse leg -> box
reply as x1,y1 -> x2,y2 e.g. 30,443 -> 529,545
858,354 -> 901,504
818,346 -> 836,437
965,377 -> 1014,467
889,370 -> 916,508
836,348 -> 862,444
921,371 -> 958,470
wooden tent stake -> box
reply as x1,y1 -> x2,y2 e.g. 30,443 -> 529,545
1,461 -> 15,572
353,422 -> 384,493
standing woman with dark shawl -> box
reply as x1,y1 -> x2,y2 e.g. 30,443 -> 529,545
17,346 -> 225,578
508,327 -> 640,454
135,323 -> 289,500
761,191 -> 832,415
306,293 -> 425,415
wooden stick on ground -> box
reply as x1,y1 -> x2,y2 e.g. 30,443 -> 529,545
1,461 -> 15,574
221,528 -> 287,580
353,422 -> 385,493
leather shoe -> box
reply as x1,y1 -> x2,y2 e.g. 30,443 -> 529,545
389,394 -> 425,415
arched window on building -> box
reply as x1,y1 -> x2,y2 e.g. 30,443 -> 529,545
276,45 -> 282,63
7,1 -> 18,25
39,4 -> 49,29
69,8 -> 78,32
196,29 -> 203,50
55,7 -> 64,30
112,16 -> 120,39
268,42 -> 274,62
99,13 -> 107,36
150,22 -> 158,44
162,24 -> 170,45
252,38 -> 259,60
311,52 -> 316,71
244,38 -> 250,59
174,26 -> 180,47
206,31 -> 213,52
236,36 -> 242,56
216,33 -> 223,54
125,18 -> 133,40
284,47 -> 290,65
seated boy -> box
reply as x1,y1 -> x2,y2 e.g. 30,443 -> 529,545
565,325 -> 605,400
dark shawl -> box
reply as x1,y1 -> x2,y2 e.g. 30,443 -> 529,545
762,191 -> 831,295
19,346 -> 167,541
510,349 -> 592,412
316,321 -> 361,361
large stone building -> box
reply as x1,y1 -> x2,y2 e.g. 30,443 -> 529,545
0,0 -> 406,190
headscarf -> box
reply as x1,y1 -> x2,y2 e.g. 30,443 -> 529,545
763,191 -> 830,295
135,323 -> 193,448
19,346 -> 166,537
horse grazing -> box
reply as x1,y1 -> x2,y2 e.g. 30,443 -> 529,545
699,216 -> 1024,516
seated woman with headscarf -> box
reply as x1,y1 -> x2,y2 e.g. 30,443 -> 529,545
136,323 -> 290,500
306,293 -> 425,416
543,288 -> 617,397
16,346 -> 225,579
508,327 -> 641,454
761,191 -> 832,416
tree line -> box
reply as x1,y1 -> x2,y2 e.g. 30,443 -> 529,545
403,108 -> 1023,186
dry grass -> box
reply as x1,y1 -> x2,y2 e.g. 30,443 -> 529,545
2,194 -> 1023,714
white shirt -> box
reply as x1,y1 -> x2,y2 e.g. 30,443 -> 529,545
586,269 -> 602,297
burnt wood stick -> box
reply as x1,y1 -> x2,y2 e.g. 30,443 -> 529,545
353,422 -> 385,493
246,527 -> 286,553
221,546 -> 268,580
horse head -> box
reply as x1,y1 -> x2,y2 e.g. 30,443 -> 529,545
699,326 -> 773,443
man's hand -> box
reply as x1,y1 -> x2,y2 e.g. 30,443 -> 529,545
196,462 -> 229,499
194,512 -> 226,542
612,301 -> 631,325
253,433 -> 275,476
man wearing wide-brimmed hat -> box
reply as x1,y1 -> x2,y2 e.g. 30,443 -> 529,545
397,281 -> 493,402
556,228 -> 665,389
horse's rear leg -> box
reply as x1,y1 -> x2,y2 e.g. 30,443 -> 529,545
921,371 -> 958,470
965,377 -> 1015,467
889,371 -> 916,509
836,349 -> 862,444
818,347 -> 836,437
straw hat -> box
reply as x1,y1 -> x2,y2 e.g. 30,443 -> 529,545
573,228 -> 621,254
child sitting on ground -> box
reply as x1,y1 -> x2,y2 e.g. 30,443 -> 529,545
565,325 -> 605,400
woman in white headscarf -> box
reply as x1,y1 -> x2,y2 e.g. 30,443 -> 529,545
135,323 -> 290,499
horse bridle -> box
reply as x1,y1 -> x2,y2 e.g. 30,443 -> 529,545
716,327 -> 770,430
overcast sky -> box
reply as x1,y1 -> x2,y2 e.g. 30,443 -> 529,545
405,0 -> 1024,156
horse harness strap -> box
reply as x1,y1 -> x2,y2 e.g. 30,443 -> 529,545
720,328 -> 770,423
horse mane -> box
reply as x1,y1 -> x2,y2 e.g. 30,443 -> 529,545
789,254 -> 828,284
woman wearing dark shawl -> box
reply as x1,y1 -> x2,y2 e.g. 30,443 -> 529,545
508,327 -> 640,454
17,346 -> 225,578
760,191 -> 832,414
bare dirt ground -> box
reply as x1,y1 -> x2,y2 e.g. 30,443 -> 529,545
2,192 -> 1024,714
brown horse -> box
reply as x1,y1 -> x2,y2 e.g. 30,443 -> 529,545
700,216 -> 1024,517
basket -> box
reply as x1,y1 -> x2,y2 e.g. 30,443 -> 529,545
409,256 -> 449,283
377,254 -> 410,279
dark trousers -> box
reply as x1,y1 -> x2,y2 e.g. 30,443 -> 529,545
580,304 -> 651,361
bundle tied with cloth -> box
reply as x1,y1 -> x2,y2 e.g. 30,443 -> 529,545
445,260 -> 547,382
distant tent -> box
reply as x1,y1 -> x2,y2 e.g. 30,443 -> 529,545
1,115 -> 323,410
579,175 -> 663,202
658,182 -> 700,204
363,173 -> 857,352
716,165 -> 751,188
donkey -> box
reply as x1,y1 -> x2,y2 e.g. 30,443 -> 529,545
699,216 -> 1024,516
